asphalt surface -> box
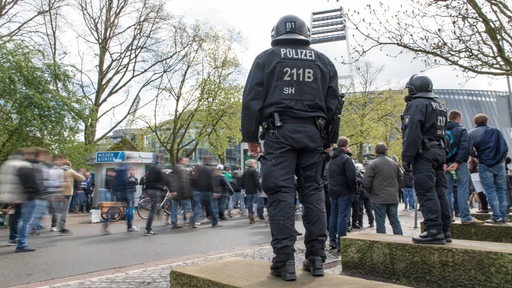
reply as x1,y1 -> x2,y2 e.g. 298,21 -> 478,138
0,206 -> 426,288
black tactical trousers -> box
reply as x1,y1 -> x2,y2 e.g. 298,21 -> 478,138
413,148 -> 451,233
260,123 -> 326,262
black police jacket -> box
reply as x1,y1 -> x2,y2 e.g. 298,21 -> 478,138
241,43 -> 340,143
401,93 -> 447,165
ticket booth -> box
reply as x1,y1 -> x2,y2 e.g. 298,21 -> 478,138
86,151 -> 159,208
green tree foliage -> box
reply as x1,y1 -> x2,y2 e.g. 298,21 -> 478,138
0,42 -> 82,162
339,63 -> 405,163
346,0 -> 512,77
142,23 -> 242,165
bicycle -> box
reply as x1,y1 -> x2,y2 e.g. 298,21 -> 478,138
137,189 -> 173,219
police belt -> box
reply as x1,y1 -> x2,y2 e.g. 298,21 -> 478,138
423,140 -> 444,149
278,116 -> 317,125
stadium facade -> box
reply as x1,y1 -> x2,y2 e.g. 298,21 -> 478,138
435,89 -> 512,152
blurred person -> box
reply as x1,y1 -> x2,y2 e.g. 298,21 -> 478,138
57,159 -> 84,234
228,171 -> 245,218
143,162 -> 165,235
69,170 -> 84,213
257,183 -> 267,221
0,149 -> 32,246
468,113 -> 509,224
240,159 -> 262,224
191,156 -> 221,228
401,170 -> 415,210
15,147 -> 45,252
328,137 -> 357,251
213,164 -> 234,221
41,153 -> 66,233
444,110 -> 482,225
355,163 -> 374,228
363,143 -> 404,235
469,157 -> 488,213
124,168 -> 138,232
81,172 -> 94,213
170,157 -> 194,229
103,169 -> 116,202
139,171 -> 148,199
28,149 -> 52,234
350,168 -> 363,230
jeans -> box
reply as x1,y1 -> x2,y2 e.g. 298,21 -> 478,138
85,192 -> 93,212
29,199 -> 48,231
228,191 -> 245,216
191,191 -> 203,224
372,203 -> 403,235
217,194 -> 228,220
192,191 -> 218,226
17,199 -> 37,248
121,192 -> 136,228
9,203 -> 22,241
445,162 -> 472,221
245,194 -> 257,216
208,192 -> 220,225
257,196 -> 265,218
479,161 -> 509,221
401,188 -> 415,210
144,189 -> 162,232
329,193 -> 353,250
69,190 -> 78,211
357,195 -> 374,226
50,195 -> 71,230
171,199 -> 192,226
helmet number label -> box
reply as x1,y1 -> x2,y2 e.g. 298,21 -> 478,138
285,21 -> 296,32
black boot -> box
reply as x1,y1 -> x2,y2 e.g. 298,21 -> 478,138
444,231 -> 452,243
412,230 -> 446,245
270,259 -> 296,281
303,256 -> 324,276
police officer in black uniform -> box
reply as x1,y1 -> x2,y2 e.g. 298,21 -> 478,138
241,15 -> 341,281
401,74 -> 451,244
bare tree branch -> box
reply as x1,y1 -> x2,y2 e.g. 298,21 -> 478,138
347,0 -> 512,77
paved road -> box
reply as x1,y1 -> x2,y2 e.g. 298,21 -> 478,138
1,207 -> 427,288
0,212 -> 279,287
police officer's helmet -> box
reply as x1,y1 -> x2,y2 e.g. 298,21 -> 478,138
405,74 -> 433,96
271,15 -> 311,47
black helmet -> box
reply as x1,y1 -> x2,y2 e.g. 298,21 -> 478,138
271,15 -> 311,47
405,74 -> 433,96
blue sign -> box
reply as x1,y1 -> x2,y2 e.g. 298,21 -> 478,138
96,152 -> 125,163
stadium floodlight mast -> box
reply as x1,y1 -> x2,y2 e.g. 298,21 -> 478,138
310,7 -> 353,83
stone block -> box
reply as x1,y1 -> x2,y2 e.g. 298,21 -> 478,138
419,221 -> 512,243
169,257 -> 406,287
472,212 -> 511,222
341,233 -> 512,288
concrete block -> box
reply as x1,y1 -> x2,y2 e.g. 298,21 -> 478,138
341,233 -> 512,288
169,257 -> 406,288
472,212 -> 511,222
420,221 -> 512,243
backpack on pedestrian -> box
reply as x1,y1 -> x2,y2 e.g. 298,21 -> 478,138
445,129 -> 458,159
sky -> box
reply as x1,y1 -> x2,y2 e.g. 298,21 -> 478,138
167,0 -> 510,92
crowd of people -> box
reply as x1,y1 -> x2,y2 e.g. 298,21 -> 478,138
0,148 -> 86,252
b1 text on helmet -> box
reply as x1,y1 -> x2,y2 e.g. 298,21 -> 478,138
280,48 -> 315,60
